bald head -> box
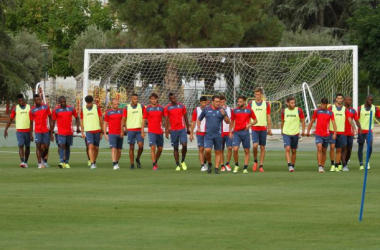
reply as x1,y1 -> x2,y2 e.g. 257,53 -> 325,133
111,98 -> 119,109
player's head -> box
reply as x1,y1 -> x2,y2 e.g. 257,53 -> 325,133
17,94 -> 25,106
286,96 -> 296,109
58,96 -> 67,108
211,95 -> 220,108
84,95 -> 93,108
111,98 -> 119,109
149,93 -> 159,105
320,97 -> 328,109
199,96 -> 207,108
220,95 -> 226,107
366,94 -> 374,106
237,95 -> 246,108
344,96 -> 352,106
254,87 -> 263,101
33,94 -> 42,106
168,93 -> 177,104
335,93 -> 344,105
131,93 -> 139,106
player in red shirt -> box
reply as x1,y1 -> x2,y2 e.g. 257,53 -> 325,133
30,94 -> 54,169
164,93 -> 190,171
220,96 -> 233,172
141,93 -> 165,170
229,96 -> 257,174
307,98 -> 337,173
52,96 -> 80,169
189,96 -> 208,171
103,98 -> 123,170
341,96 -> 361,171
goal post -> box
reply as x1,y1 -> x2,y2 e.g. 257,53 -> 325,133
80,46 -> 358,134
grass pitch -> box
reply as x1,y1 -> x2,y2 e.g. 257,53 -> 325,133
0,148 -> 380,249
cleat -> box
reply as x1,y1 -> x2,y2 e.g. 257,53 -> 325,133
225,164 -> 232,172
207,164 -> 212,174
319,166 -> 325,173
359,165 -> 364,170
243,169 -> 249,174
181,162 -> 187,171
252,162 -> 258,172
214,168 -> 219,174
113,164 -> 120,170
136,159 -> 142,168
64,163 -> 71,169
24,163 -> 29,168
44,162 -> 50,168
343,166 -> 349,172
233,166 -> 239,174
289,166 -> 294,172
201,165 -> 207,171
367,163 -> 371,170
87,160 -> 91,167
91,164 -> 96,169
153,165 -> 158,171
20,163 -> 25,168
330,165 -> 336,172
130,165 -> 135,170
259,167 -> 264,173
221,166 -> 226,172
58,163 -> 64,169
335,167 -> 341,172
38,164 -> 45,169
338,165 -> 343,171
175,166 -> 181,171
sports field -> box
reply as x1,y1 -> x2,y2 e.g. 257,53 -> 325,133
1,137 -> 380,249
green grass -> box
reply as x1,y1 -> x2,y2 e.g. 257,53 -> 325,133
0,148 -> 380,249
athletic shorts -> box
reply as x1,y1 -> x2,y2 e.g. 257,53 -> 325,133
329,133 -> 347,148
205,136 -> 223,150
196,134 -> 205,148
222,135 -> 233,149
170,129 -> 187,147
315,135 -> 329,148
357,133 -> 373,144
35,132 -> 50,145
233,130 -> 250,149
127,131 -> 144,145
86,132 -> 101,147
16,132 -> 31,147
57,135 -> 73,147
346,136 -> 354,149
283,134 -> 299,149
148,133 -> 163,147
109,134 -> 123,149
252,130 -> 267,146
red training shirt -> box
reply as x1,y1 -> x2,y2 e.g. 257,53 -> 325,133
312,108 -> 335,137
104,109 -> 123,135
29,104 -> 51,133
52,105 -> 78,136
164,103 -> 187,131
143,105 -> 164,134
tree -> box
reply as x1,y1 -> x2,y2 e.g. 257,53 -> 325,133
6,0 -> 115,78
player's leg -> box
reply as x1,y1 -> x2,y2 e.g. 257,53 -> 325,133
221,137 -> 226,171
85,132 -> 97,169
290,135 -> 298,171
315,136 -> 325,173
127,131 -> 136,168
214,137 -> 223,174
36,143 -> 43,168
335,135 -> 345,171
321,138 -> 328,170
226,145 -> 232,171
136,131 -> 144,168
232,131 -> 240,173
329,133 -> 336,171
283,134 -> 291,170
357,133 -> 365,170
155,134 -> 163,167
171,130 -> 181,170
16,132 -> 26,167
64,136 -> 73,168
240,131 -> 251,174
258,131 -> 267,172
84,139 -> 90,166
252,130 -> 259,170
196,135 -> 206,171
23,132 -> 31,168
179,129 -> 188,170
366,133 -> 373,169
204,137 -> 213,173
93,133 -> 100,165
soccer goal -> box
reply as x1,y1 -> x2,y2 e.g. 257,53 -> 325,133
79,46 -> 358,133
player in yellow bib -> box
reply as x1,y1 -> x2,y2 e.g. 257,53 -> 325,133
4,94 -> 31,168
281,97 -> 305,172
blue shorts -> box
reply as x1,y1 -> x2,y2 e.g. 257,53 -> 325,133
205,136 -> 223,150
16,132 -> 31,147
55,134 -> 59,146
170,129 -> 187,147
86,132 -> 101,147
148,133 -> 164,147
315,135 -> 329,148
109,134 -> 123,149
252,130 -> 267,146
346,136 -> 354,149
283,134 -> 299,149
196,135 -> 205,148
127,131 -> 144,144
35,132 -> 50,145
329,133 -> 347,148
233,130 -> 251,149
357,133 -> 373,144
57,135 -> 73,146
222,135 -> 233,149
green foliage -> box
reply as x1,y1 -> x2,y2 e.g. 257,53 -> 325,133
278,29 -> 342,46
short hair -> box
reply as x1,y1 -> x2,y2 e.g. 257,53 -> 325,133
238,95 -> 246,101
286,96 -> 295,102
58,96 -> 66,102
168,92 -> 175,98
321,97 -> 328,104
199,96 -> 207,102
212,95 -> 220,101
149,93 -> 158,99
85,95 -> 93,103
111,98 -> 119,102
33,94 -> 40,98
17,94 -> 24,99
254,87 -> 263,93
335,93 -> 343,98
220,95 -> 226,101
367,94 -> 374,99
131,93 -> 138,97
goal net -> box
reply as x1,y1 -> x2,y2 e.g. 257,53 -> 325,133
74,46 -> 358,133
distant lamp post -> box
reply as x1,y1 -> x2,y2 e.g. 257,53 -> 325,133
42,44 -> 49,93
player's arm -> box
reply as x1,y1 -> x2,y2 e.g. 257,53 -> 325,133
229,120 -> 235,139
300,108 -> 306,136
29,111 -> 34,142
4,109 -> 14,138
220,109 -> 230,124
306,118 -> 315,137
197,109 -> 206,133
266,102 -> 272,135
103,120 -> 109,140
332,120 -> 337,139
80,111 -> 85,139
49,110 -> 54,142
280,110 -> 284,135
190,109 -> 197,142
141,118 -> 146,139
99,114 -> 104,139
250,112 -> 257,127
184,112 -> 190,134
